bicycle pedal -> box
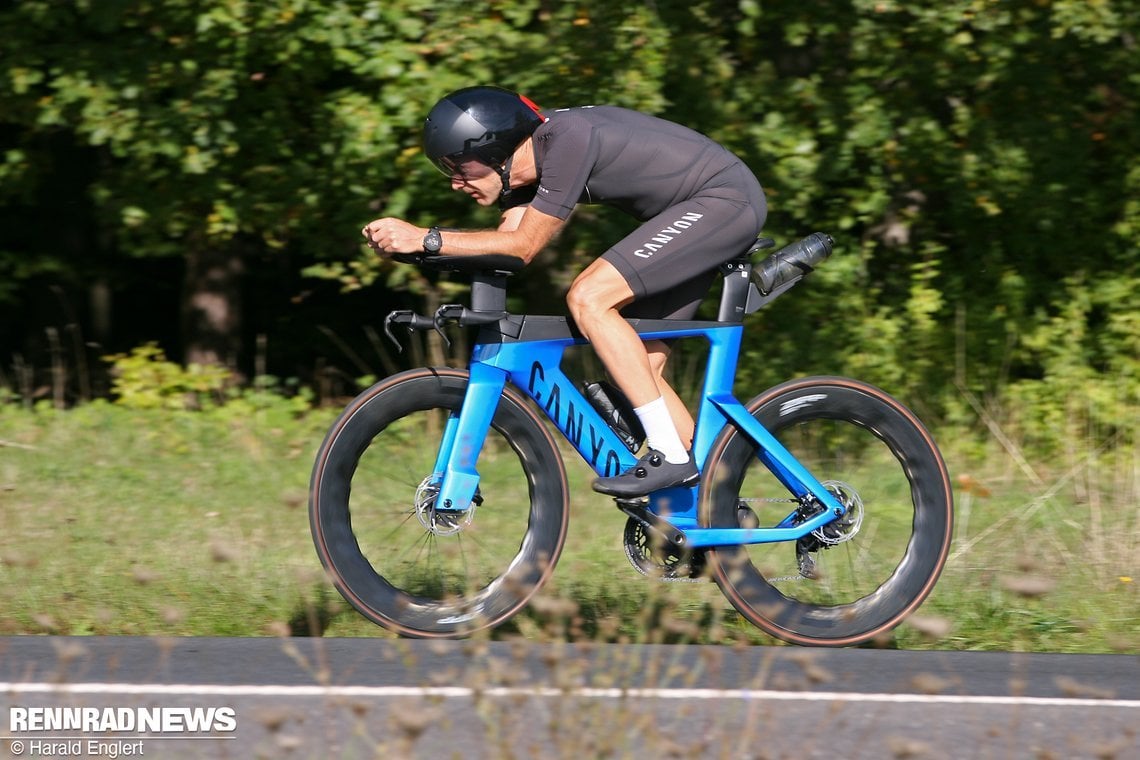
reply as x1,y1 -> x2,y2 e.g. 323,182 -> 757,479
614,498 -> 651,530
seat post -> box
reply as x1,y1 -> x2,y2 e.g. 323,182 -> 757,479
717,236 -> 776,322
716,258 -> 753,323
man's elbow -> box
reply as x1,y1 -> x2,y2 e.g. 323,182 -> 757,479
508,233 -> 547,264
518,245 -> 543,265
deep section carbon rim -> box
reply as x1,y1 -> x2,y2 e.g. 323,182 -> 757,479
702,377 -> 953,646
309,368 -> 568,637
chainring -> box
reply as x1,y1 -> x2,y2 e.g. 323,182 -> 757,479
622,517 -> 707,582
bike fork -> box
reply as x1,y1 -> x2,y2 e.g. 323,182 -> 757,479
431,362 -> 507,513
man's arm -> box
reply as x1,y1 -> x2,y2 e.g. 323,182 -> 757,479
498,204 -> 528,232
362,206 -> 565,264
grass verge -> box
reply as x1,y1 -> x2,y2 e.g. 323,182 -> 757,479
0,401 -> 1135,652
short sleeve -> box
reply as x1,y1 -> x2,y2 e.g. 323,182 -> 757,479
529,113 -> 596,220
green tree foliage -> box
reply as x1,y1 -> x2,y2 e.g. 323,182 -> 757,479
2,0 -> 1136,447
646,0 -> 1139,447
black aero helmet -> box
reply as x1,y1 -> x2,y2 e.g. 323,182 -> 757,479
422,86 -> 545,175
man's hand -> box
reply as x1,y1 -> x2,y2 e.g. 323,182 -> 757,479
361,218 -> 426,255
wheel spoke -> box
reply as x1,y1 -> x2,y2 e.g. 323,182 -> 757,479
310,370 -> 568,636
702,378 -> 952,645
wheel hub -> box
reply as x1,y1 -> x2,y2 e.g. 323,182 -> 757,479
414,476 -> 481,536
811,480 -> 864,546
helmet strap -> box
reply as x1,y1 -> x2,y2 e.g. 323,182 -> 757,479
497,154 -> 514,198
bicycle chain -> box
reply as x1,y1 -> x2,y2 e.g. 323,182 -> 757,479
737,497 -> 798,504
624,498 -> 809,583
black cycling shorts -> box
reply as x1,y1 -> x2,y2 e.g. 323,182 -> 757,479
605,165 -> 767,321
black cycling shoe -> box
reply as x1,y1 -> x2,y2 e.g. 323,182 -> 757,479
592,449 -> 699,497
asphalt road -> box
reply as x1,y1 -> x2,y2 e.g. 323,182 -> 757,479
1,637 -> 1137,759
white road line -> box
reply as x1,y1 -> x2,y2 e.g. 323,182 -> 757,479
3,682 -> 1138,709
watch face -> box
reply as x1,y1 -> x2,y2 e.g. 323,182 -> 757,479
423,228 -> 442,253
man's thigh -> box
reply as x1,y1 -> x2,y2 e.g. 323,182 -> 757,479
602,194 -> 761,304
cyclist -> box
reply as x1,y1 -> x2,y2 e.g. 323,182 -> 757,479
362,86 -> 767,497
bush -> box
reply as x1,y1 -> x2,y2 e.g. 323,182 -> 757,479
104,343 -> 232,410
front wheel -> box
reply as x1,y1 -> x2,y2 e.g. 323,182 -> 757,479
309,368 -> 569,637
701,377 -> 953,646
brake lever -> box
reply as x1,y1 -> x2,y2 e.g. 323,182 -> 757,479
383,310 -> 435,353
432,304 -> 470,349
384,305 -> 508,353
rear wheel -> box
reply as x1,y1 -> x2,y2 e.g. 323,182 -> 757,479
701,377 -> 953,646
309,368 -> 569,637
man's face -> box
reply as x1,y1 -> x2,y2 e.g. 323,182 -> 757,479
443,158 -> 500,206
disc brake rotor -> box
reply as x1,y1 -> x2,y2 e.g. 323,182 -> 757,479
810,480 -> 864,546
414,476 -> 481,536
793,480 -> 865,579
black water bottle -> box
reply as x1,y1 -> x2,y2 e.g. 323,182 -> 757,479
754,233 -> 834,295
582,381 -> 645,453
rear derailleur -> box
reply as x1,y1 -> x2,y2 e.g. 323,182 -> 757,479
793,480 -> 865,579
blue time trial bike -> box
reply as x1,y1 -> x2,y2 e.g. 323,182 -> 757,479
308,234 -> 954,646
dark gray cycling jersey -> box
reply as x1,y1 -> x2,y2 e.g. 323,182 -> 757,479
527,106 -> 766,319
530,106 -> 747,221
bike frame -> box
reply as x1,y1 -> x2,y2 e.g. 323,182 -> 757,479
429,314 -> 847,549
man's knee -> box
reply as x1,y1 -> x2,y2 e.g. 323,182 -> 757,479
564,278 -> 594,319
567,262 -> 633,321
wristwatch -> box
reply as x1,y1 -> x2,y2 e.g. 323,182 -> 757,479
422,226 -> 443,254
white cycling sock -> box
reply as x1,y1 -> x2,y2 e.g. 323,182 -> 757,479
633,397 -> 690,464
